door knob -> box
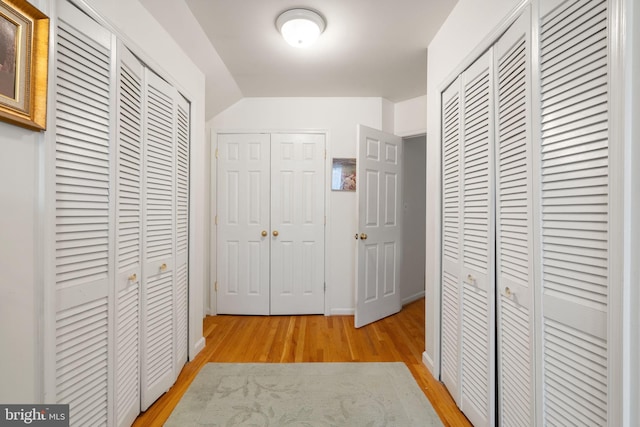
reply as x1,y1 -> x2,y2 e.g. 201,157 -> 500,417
505,287 -> 512,297
261,230 -> 268,237
360,233 -> 367,240
128,273 -> 137,282
273,230 -> 279,237
160,263 -> 167,272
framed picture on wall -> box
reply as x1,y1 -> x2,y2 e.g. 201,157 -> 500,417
331,158 -> 356,191
0,0 -> 49,130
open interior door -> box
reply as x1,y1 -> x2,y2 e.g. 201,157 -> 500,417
355,125 -> 403,327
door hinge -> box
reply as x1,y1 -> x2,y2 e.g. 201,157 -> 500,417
325,149 -> 327,159
324,215 -> 326,225
215,215 -> 218,225
215,148 -> 219,159
214,281 -> 218,292
324,283 -> 326,292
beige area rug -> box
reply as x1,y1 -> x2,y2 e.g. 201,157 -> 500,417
165,362 -> 443,427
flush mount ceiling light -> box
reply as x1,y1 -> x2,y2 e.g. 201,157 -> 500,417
276,8 -> 326,48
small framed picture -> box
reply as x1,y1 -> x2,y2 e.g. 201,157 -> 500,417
331,158 -> 356,191
0,0 -> 49,130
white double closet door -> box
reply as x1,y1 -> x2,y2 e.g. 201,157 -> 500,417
217,133 -> 326,315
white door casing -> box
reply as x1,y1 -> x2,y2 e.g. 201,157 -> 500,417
270,133 -> 326,315
216,133 -> 271,315
355,125 -> 403,328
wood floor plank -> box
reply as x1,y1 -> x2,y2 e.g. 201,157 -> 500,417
133,298 -> 471,427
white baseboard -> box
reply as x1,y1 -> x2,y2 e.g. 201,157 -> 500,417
192,336 -> 206,361
423,351 -> 436,377
330,308 -> 355,316
402,291 -> 425,306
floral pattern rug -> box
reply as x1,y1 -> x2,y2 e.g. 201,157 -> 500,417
166,362 -> 443,427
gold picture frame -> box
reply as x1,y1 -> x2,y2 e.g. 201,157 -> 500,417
0,0 -> 49,130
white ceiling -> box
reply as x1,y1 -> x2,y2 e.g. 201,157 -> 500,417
139,0 -> 457,118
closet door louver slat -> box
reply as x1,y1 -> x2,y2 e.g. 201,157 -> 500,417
115,45 -> 143,427
175,96 -> 190,371
141,69 -> 177,411
539,0 -> 609,425
440,78 -> 462,404
460,50 -> 495,427
54,1 -> 113,426
495,7 -> 535,426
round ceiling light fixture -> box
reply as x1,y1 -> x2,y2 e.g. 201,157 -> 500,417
276,8 -> 326,48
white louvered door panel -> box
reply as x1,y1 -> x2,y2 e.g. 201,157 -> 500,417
539,0 -> 609,424
460,49 -> 495,427
54,2 -> 114,426
141,69 -> 176,410
114,44 -> 143,427
440,77 -> 462,405
495,7 -> 535,426
174,94 -> 190,372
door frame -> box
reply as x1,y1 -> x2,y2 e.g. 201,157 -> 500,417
210,129 -> 330,316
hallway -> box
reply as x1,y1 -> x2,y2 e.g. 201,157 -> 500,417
134,299 -> 470,426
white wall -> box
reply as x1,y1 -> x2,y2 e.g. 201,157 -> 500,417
401,135 -> 426,305
210,97 -> 386,313
0,0 -> 47,405
0,0 -> 207,404
395,95 -> 427,136
0,126 -> 43,403
424,0 -> 524,374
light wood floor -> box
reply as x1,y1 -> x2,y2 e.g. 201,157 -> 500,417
133,298 -> 470,426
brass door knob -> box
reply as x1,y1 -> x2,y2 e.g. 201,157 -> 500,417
128,273 -> 137,282
360,233 -> 367,240
273,230 -> 279,237
505,287 -> 512,297
160,263 -> 167,272
261,230 -> 268,237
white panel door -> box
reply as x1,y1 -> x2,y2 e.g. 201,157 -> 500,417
355,125 -> 403,328
538,0 -> 609,424
141,68 -> 176,410
459,49 -> 495,427
217,133 -> 271,315
114,43 -> 143,427
53,1 -> 114,425
495,6 -> 535,426
270,133 -> 326,315
440,77 -> 463,404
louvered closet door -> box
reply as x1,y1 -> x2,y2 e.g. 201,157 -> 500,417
538,0 -> 609,424
440,77 -> 462,405
459,49 -> 495,427
141,69 -> 176,410
114,44 -> 143,427
53,1 -> 114,425
494,7 -> 535,426
174,94 -> 190,372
